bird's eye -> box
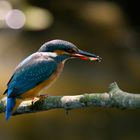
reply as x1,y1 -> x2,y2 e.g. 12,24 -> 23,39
67,49 -> 77,54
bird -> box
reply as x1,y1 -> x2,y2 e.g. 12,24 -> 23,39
3,39 -> 101,120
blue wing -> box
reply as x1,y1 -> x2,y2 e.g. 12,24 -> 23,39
6,52 -> 57,98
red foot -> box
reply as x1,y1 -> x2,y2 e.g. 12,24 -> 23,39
37,94 -> 49,100
31,95 -> 49,106
31,97 -> 39,105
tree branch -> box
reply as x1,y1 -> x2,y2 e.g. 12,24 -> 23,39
0,82 -> 140,117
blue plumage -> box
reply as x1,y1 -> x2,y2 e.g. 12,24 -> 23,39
38,40 -> 77,52
8,52 -> 57,97
6,97 -> 16,120
4,39 -> 100,120
5,52 -> 57,120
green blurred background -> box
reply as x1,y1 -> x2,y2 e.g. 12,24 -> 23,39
0,0 -> 140,140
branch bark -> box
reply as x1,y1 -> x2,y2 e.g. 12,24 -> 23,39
0,82 -> 140,116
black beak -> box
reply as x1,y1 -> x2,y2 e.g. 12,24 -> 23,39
73,49 -> 102,62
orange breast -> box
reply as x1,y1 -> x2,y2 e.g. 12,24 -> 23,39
20,63 -> 64,99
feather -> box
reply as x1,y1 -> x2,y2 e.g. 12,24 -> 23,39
7,52 -> 57,98
6,97 -> 16,120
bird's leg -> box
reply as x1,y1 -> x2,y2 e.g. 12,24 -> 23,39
31,97 -> 39,106
31,95 -> 48,110
37,94 -> 49,100
31,95 -> 48,109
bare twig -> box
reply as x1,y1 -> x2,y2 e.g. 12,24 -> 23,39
0,82 -> 140,117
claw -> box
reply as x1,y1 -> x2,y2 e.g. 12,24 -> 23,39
37,94 -> 49,100
31,97 -> 39,105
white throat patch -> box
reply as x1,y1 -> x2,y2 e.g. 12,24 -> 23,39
46,52 -> 58,58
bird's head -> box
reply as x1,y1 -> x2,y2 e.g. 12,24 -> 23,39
38,40 -> 101,62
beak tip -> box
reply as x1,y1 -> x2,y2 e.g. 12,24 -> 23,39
97,56 -> 102,62
76,49 -> 102,62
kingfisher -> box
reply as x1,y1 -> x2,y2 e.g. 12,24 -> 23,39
3,39 -> 101,120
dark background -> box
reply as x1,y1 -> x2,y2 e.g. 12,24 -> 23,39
0,0 -> 140,140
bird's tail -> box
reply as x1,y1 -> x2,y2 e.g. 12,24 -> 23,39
6,97 -> 16,120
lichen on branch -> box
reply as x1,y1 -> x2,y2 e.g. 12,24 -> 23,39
0,82 -> 140,118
